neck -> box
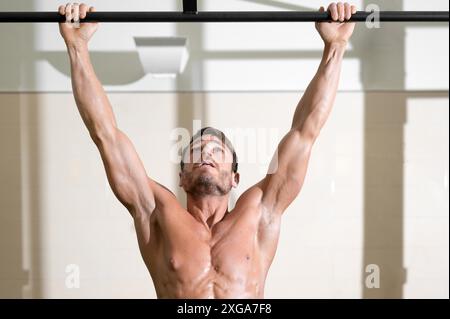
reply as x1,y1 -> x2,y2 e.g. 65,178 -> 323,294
186,193 -> 229,229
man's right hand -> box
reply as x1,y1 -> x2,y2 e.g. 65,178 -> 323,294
58,3 -> 98,47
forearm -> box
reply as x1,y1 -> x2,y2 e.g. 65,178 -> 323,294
291,41 -> 347,137
67,42 -> 117,141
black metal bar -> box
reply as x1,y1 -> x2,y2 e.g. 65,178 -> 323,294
183,0 -> 198,14
0,11 -> 448,23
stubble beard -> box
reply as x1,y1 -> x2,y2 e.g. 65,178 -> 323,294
186,169 -> 232,197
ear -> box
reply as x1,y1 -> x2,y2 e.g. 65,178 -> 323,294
232,172 -> 240,188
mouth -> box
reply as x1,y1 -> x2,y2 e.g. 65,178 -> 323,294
196,161 -> 216,169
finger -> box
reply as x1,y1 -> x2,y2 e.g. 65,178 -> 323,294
344,3 -> 352,20
316,6 -> 325,27
58,5 -> 66,15
351,5 -> 357,15
79,3 -> 88,19
65,3 -> 73,22
89,6 -> 96,13
337,2 -> 345,22
329,3 -> 338,21
72,3 -> 80,22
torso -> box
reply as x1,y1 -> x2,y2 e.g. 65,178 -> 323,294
134,188 -> 282,299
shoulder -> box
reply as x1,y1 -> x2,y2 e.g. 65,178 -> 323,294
234,179 -> 265,208
232,179 -> 281,225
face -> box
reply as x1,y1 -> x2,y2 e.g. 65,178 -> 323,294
179,134 -> 239,196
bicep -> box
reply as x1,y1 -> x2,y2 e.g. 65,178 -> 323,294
95,129 -> 156,217
260,129 -> 313,214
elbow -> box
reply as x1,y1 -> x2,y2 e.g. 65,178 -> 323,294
300,127 -> 320,144
294,125 -> 319,146
90,124 -> 118,146
296,110 -> 327,143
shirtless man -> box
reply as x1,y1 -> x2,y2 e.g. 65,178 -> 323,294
58,2 -> 357,298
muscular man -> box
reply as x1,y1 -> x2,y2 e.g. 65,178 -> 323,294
59,2 -> 357,298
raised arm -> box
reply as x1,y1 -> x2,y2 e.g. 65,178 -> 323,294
253,3 -> 357,215
59,3 -> 157,219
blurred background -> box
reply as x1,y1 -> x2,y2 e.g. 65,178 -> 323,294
0,0 -> 448,298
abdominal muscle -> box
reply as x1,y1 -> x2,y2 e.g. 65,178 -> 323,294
136,200 -> 277,299
143,216 -> 268,299
150,252 -> 265,299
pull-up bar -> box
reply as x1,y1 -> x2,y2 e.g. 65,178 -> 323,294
0,11 -> 448,23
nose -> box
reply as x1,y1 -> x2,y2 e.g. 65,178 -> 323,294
201,144 -> 214,157
202,147 -> 212,157
191,146 -> 212,164
201,149 -> 213,163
